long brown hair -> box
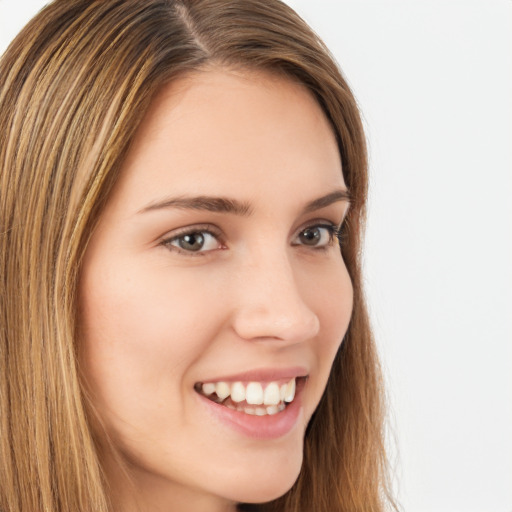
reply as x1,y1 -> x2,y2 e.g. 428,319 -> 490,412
0,1 -> 394,510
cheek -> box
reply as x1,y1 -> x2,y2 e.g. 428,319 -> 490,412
77,259 -> 225,420
312,261 -> 353,383
326,269 -> 353,346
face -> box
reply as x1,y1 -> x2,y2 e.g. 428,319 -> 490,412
79,68 -> 353,512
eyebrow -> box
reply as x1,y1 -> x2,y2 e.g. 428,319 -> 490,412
139,196 -> 253,216
303,189 -> 351,213
138,189 -> 350,216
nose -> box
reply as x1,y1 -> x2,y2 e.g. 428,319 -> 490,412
231,251 -> 320,345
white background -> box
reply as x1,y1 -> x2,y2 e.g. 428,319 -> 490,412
1,2 -> 511,511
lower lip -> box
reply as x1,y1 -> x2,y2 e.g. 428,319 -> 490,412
196,384 -> 304,440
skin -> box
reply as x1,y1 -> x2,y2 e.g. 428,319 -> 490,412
79,68 -> 353,512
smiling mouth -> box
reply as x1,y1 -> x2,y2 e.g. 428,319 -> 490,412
194,377 -> 302,416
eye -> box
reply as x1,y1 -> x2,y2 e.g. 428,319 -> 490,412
162,228 -> 223,254
293,224 -> 341,248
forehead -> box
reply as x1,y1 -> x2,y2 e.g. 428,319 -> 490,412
112,67 -> 344,210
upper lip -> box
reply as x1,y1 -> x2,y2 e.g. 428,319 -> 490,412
197,366 -> 309,384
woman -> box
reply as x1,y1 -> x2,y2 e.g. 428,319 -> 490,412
0,1 -> 393,511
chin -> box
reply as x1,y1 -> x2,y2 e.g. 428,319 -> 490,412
225,450 -> 303,505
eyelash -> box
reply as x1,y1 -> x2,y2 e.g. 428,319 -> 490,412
160,222 -> 345,256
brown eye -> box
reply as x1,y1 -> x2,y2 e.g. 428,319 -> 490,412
299,227 -> 322,246
177,233 -> 205,251
294,225 -> 337,248
166,231 -> 221,253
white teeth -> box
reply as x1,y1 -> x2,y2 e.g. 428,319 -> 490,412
263,382 -> 281,405
199,377 -> 298,409
231,382 -> 245,403
202,383 -> 216,395
266,405 -> 279,415
284,378 -> 296,403
214,401 -> 288,416
280,378 -> 296,402
215,382 -> 230,400
246,382 -> 264,405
